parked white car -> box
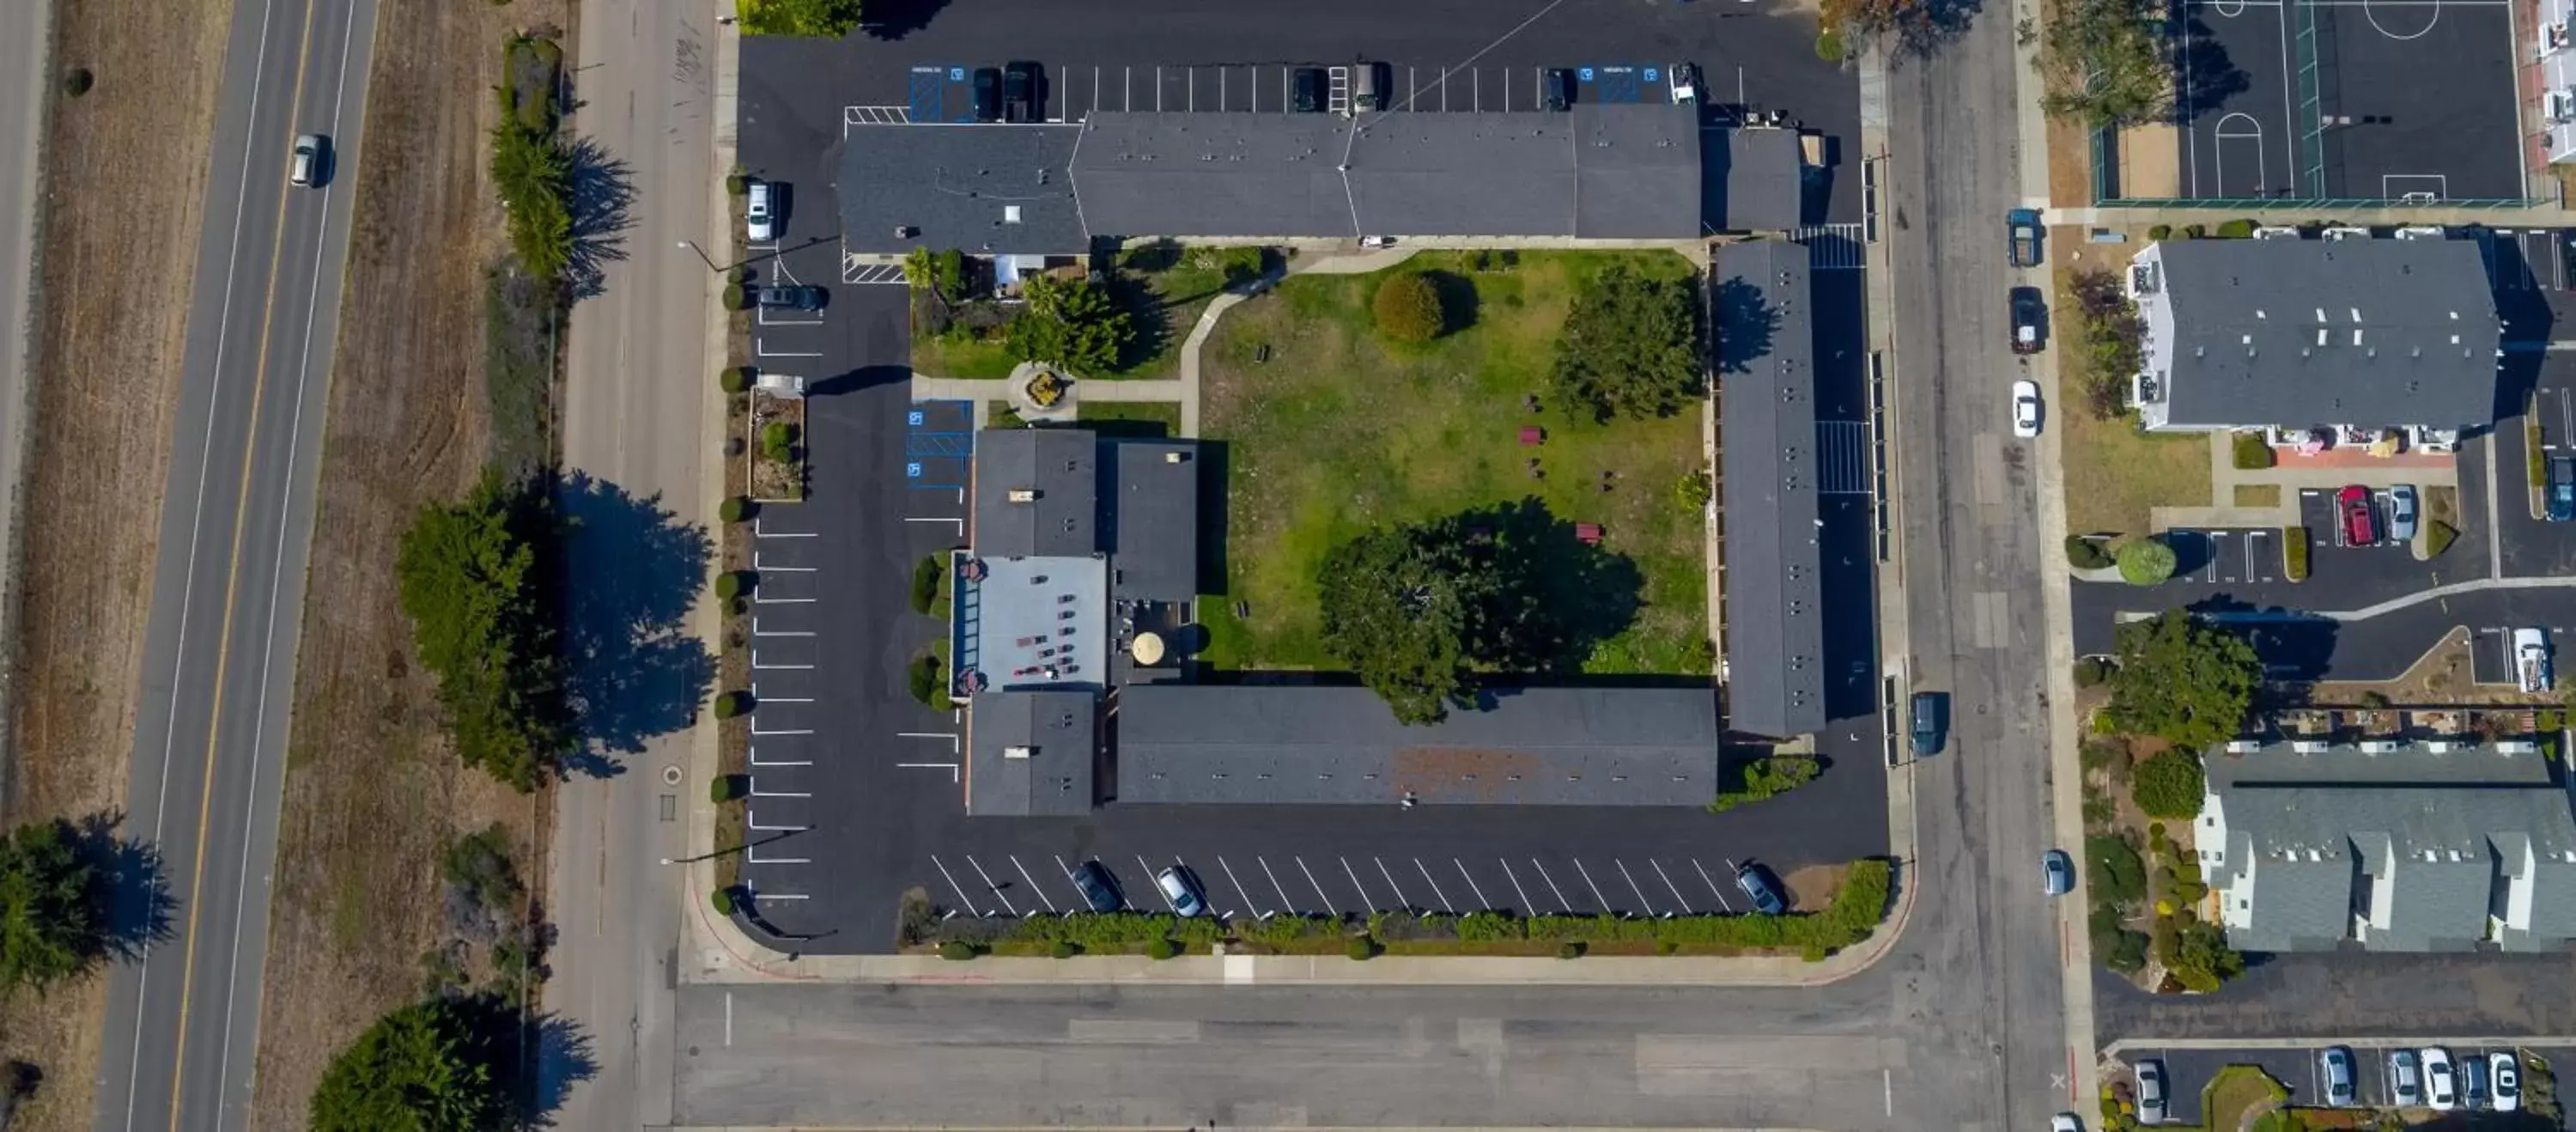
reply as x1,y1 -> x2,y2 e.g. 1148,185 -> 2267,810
2011,380 -> 2043,438
2423,1047 -> 2458,1111
746,180 -> 777,242
2517,628 -> 2554,694
2494,1051 -> 2523,1112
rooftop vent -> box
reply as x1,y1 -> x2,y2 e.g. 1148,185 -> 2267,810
1164,450 -> 1187,464
1008,488 -> 1038,502
1003,746 -> 1033,760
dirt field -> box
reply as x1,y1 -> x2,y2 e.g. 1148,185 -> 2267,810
246,0 -> 570,1127
0,2 -> 234,1129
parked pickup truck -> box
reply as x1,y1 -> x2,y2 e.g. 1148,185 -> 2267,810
2517,628 -> 2555,694
2007,208 -> 2042,268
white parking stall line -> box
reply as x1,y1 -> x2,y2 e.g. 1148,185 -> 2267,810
744,845 -> 809,865
745,890 -> 808,900
1374,856 -> 1412,909
1531,858 -> 1575,911
745,809 -> 808,832
894,763 -> 959,782
752,519 -> 816,539
755,339 -> 822,359
748,723 -> 811,736
1498,858 -> 1536,914
747,748 -> 810,768
753,695 -> 812,704
932,856 -> 986,916
1011,856 -> 1059,914
964,855 -> 1021,916
1137,855 -> 1179,911
898,731 -> 963,753
1295,858 -> 1340,916
1615,860 -> 1659,915
750,649 -> 813,671
1692,858 -> 1736,912
1572,859 -> 1613,912
751,554 -> 816,572
1258,858 -> 1297,917
1340,856 -> 1374,910
1454,859 -> 1493,910
748,781 -> 810,798
904,516 -> 964,535
1650,860 -> 1694,913
1413,858 -> 1455,913
752,593 -> 816,605
1218,857 -> 1265,918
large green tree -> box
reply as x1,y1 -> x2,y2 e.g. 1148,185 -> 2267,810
2038,0 -> 2174,127
0,820 -> 106,994
2102,611 -> 2260,750
1552,265 -> 1703,422
1006,276 -> 1133,374
396,473 -> 571,792
737,0 -> 867,38
308,996 -> 516,1132
1317,525 -> 1487,724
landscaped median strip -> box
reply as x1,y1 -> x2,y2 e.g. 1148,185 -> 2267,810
908,858 -> 1893,963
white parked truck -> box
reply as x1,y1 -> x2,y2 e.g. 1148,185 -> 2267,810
2516,628 -> 2554,694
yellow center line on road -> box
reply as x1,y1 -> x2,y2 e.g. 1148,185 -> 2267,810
164,0 -> 319,1127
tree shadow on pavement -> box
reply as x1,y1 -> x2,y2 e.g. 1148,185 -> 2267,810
557,472 -> 716,775
522,1010 -> 598,1129
61,811 -> 175,963
565,137 -> 637,303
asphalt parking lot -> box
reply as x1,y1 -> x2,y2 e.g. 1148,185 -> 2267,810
2117,1044 -> 2568,1120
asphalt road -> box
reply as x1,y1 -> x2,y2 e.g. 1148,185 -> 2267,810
90,1 -> 378,1129
0,0 -> 52,756
544,5 -> 726,1131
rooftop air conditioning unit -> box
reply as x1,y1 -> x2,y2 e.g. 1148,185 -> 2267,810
2555,89 -> 2576,124
2226,739 -> 2262,753
1003,746 -> 1033,760
1008,488 -> 1038,502
2292,739 -> 2330,753
2361,739 -> 2401,754
2499,740 -> 2541,754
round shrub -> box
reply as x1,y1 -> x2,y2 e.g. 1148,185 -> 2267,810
720,496 -> 750,523
1557,940 -> 1586,959
1346,935 -> 1379,960
722,284 -> 749,312
2133,751 -> 2208,819
708,774 -> 744,803
1145,937 -> 1181,960
63,68 -> 94,98
712,690 -> 753,720
939,940 -> 981,961
2116,538 -> 2177,586
712,886 -> 738,916
2148,224 -> 2172,240
1814,29 -> 1846,61
720,366 -> 753,394
1371,273 -> 1445,342
726,173 -> 749,196
2215,218 -> 2257,239
2074,656 -> 2111,688
1049,940 -> 1081,959
714,570 -> 748,600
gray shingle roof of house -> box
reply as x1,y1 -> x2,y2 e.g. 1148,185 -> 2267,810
2152,240 -> 2500,429
1102,440 -> 1200,601
2218,833 -> 2357,952
1716,240 -> 1825,738
2501,832 -> 2576,951
1066,107 -> 1703,240
1114,685 -> 1718,806
841,125 -> 1091,255
974,429 -> 1098,558
1715,128 -> 1806,232
966,691 -> 1098,815
2208,738 -> 2556,789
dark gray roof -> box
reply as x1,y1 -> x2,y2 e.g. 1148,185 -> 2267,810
1716,241 -> 1826,738
2208,738 -> 2557,789
966,691 -> 1098,815
1715,128 -> 1807,232
2500,832 -> 2576,951
974,429 -> 1099,558
1066,107 -> 1702,240
1103,440 -> 1200,601
2151,240 -> 2500,429
841,125 -> 1091,255
2217,831 -> 2357,952
1115,685 -> 1718,806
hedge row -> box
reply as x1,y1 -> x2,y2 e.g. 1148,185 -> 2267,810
921,859 -> 1896,955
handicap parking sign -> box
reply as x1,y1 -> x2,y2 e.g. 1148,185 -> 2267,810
908,410 -> 925,427
1578,66 -> 1595,81
1645,67 -> 1660,82
907,461 -> 924,478
950,67 -> 964,81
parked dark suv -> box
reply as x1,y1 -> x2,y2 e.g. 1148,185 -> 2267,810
1293,67 -> 1325,113
1002,60 -> 1041,122
1071,860 -> 1123,913
1542,68 -> 1576,111
2550,456 -> 2576,522
973,66 -> 1001,122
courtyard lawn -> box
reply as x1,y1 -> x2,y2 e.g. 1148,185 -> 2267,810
2062,406 -> 2213,539
913,330 -> 1018,380
1109,245 -> 1269,380
1195,249 -> 1710,676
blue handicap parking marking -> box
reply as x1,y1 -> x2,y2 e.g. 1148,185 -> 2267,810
950,66 -> 964,82
908,410 -> 926,428
906,456 -> 969,487
1644,67 -> 1661,83
908,66 -> 948,122
907,460 -> 925,479
908,399 -> 974,434
1578,66 -> 1595,82
1595,65 -> 1642,103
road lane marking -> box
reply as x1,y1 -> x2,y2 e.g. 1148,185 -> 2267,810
163,3 -> 324,1128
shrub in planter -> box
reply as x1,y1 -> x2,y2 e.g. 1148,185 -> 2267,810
1814,28 -> 1847,61
2231,432 -> 2275,470
1145,937 -> 1181,960
712,886 -> 738,916
722,284 -> 749,311
907,654 -> 946,707
939,940 -> 981,961
2215,218 -> 2257,239
708,774 -> 745,803
726,173 -> 748,196
2074,657 -> 2111,687
720,366 -> 753,394
714,570 -> 748,600
2148,224 -> 2172,240
910,555 -> 944,615
2116,538 -> 2177,586
712,690 -> 752,719
2425,520 -> 2458,557
2282,527 -> 2311,581
1050,940 -> 1081,959
720,496 -> 750,523
2183,223 -> 2208,239
1346,935 -> 1379,960
2064,535 -> 2112,570
1557,940 -> 1586,959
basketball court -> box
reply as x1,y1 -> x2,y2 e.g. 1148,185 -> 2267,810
2172,0 -> 2525,200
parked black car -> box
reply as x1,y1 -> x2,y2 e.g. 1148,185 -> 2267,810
752,283 -> 827,311
1292,67 -> 1325,113
2551,456 -> 2576,522
1542,68 -> 1575,111
973,67 -> 1001,122
2009,285 -> 2047,355
1002,60 -> 1041,123
1734,863 -> 1787,915
1071,860 -> 1123,913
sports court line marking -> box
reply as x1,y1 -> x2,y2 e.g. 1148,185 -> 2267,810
2274,0 -> 2294,188
2213,112 -> 2267,197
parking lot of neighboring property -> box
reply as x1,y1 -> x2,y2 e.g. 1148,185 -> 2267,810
2118,1044 -> 2568,1120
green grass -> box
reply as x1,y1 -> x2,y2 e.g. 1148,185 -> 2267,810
2192,1066 -> 2289,1132
2061,407 -> 2212,538
986,400 -> 1028,429
1195,249 -> 1708,675
1109,251 -> 1252,380
1077,400 -> 1181,437
913,331 -> 1019,380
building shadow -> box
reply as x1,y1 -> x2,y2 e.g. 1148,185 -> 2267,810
806,363 -> 914,399
1194,439 -> 1231,598
2185,595 -> 2343,682
556,472 -> 717,772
